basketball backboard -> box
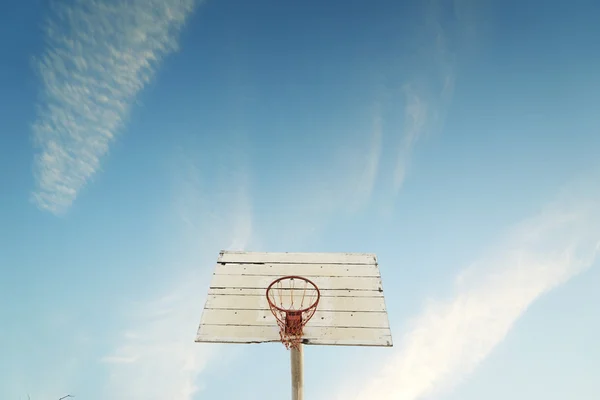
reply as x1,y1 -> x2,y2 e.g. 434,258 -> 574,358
195,250 -> 393,347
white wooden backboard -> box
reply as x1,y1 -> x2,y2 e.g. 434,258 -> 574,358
195,251 -> 393,347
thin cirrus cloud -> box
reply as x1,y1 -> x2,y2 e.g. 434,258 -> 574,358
171,145 -> 254,252
31,0 -> 197,215
393,0 -> 461,193
393,86 -> 428,191
102,254 -> 251,400
101,275 -> 219,400
336,178 -> 600,400
101,246 -> 252,400
346,107 -> 383,212
101,150 -> 254,400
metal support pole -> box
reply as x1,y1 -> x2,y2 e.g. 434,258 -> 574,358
290,344 -> 304,400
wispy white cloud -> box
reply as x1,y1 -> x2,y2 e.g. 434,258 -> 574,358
348,107 -> 384,211
227,187 -> 253,251
31,0 -> 197,214
255,117 -> 385,248
394,86 -> 428,190
336,179 -> 600,400
101,145 -> 254,400
102,273 -> 218,400
101,355 -> 138,364
393,0 -> 461,193
171,144 -> 254,252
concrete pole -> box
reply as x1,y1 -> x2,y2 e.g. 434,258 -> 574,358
290,344 -> 304,400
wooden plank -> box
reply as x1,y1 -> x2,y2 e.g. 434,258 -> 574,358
200,309 -> 390,328
196,324 -> 393,347
207,287 -> 384,297
214,262 -> 380,277
204,294 -> 387,312
209,275 -> 383,291
218,251 -> 377,265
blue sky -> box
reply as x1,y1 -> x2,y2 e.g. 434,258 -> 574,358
1,0 -> 600,399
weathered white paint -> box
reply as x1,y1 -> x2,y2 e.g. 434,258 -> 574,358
208,287 -> 384,297
214,262 -> 380,277
204,294 -> 387,312
210,275 -> 383,291
218,251 -> 377,265
196,251 -> 393,347
200,309 -> 390,328
196,325 -> 393,346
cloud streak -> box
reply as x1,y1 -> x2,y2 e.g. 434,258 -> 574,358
101,145 -> 255,400
102,275 -> 218,400
337,179 -> 600,400
31,0 -> 196,214
394,86 -> 428,190
393,0 -> 460,193
348,107 -> 383,211
171,144 -> 254,252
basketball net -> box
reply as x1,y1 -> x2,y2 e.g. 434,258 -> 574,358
266,276 -> 320,349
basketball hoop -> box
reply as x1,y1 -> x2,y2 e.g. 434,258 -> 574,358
266,276 -> 320,349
